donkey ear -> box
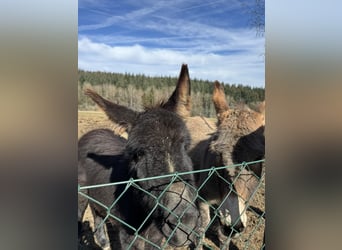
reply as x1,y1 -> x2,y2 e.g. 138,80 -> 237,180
84,89 -> 138,131
162,64 -> 191,118
87,153 -> 125,170
212,81 -> 229,122
257,100 -> 265,125
258,100 -> 265,115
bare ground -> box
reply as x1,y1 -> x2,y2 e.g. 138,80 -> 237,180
78,111 -> 265,250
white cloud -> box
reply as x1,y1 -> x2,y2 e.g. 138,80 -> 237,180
78,37 -> 264,87
78,1 -> 264,87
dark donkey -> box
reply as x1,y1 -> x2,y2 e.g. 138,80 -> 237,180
190,81 -> 265,249
78,64 -> 200,249
78,129 -> 126,249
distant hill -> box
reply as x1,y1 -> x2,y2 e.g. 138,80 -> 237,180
78,69 -> 264,117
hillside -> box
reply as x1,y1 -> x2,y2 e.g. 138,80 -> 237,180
78,69 -> 264,117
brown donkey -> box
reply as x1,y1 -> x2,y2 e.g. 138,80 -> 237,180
189,81 -> 265,249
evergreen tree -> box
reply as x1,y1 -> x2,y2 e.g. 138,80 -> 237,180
78,70 -> 264,117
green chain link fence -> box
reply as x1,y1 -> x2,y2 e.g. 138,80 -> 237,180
79,159 -> 265,250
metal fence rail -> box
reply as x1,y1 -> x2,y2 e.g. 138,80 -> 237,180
78,160 -> 265,250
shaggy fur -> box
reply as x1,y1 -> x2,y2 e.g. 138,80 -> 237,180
79,64 -> 200,249
83,65 -> 217,152
189,81 -> 265,249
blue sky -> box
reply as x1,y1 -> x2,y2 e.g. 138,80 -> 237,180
78,0 -> 265,87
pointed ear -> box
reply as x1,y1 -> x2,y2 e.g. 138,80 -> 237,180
162,64 -> 191,118
257,100 -> 265,125
84,89 -> 138,131
87,153 -> 125,169
212,81 -> 229,122
258,100 -> 265,115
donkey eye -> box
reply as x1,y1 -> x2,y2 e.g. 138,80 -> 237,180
180,138 -> 190,151
132,150 -> 145,162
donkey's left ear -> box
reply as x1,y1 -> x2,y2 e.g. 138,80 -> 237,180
212,81 -> 229,124
162,64 -> 191,118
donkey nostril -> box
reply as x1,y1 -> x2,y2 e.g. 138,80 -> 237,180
238,223 -> 245,233
233,221 -> 245,233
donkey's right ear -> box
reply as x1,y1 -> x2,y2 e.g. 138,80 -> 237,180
258,100 -> 265,115
84,89 -> 138,131
257,100 -> 265,126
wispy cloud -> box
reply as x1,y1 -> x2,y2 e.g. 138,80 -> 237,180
78,0 -> 265,87
78,37 -> 264,87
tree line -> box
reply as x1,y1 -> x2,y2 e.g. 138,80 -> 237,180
78,69 -> 265,118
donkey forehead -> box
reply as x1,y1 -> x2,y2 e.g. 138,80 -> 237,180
129,109 -> 190,145
138,108 -> 183,123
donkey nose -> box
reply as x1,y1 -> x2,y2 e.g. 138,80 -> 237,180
233,220 -> 245,233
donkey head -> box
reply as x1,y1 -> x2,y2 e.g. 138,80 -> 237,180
211,81 -> 265,232
85,64 -> 199,247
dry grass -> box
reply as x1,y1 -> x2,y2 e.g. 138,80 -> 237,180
78,111 -> 127,139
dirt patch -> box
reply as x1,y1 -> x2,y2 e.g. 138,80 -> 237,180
78,111 -> 127,139
185,116 -> 217,149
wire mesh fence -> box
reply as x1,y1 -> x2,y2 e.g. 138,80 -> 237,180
78,160 -> 265,250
